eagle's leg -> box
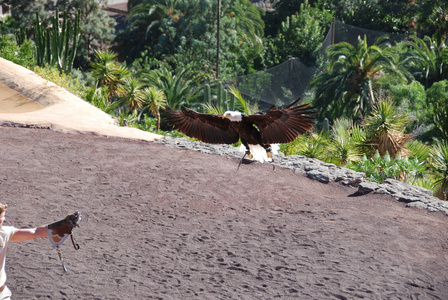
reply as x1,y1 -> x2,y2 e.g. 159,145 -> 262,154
237,152 -> 246,170
241,141 -> 253,159
237,141 -> 252,170
262,144 -> 274,162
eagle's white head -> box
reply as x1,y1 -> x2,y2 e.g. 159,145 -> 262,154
223,111 -> 243,122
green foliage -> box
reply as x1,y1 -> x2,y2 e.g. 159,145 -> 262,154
429,140 -> 448,200
364,99 -> 410,135
385,80 -> 427,132
33,64 -> 86,98
417,0 -> 448,43
0,15 -> 20,35
427,80 -> 448,142
363,99 -> 412,158
201,82 -> 236,113
311,35 -> 409,123
139,63 -> 207,110
399,36 -> 448,89
90,50 -> 130,101
2,0 -> 54,31
203,84 -> 212,104
406,140 -> 431,163
264,0 -> 332,67
56,0 -> 117,67
83,86 -> 121,113
329,118 -> 365,165
227,85 -> 258,115
279,103 -> 441,194
132,114 -> 158,132
281,132 -> 332,162
351,151 -> 425,184
116,109 -> 139,127
0,35 -> 35,68
34,9 -> 81,73
281,118 -> 366,166
433,102 -> 448,142
119,0 -> 265,77
141,86 -> 167,130
320,118 -> 330,136
314,0 -> 417,34
3,0 -> 115,67
117,77 -> 145,113
202,103 -> 225,115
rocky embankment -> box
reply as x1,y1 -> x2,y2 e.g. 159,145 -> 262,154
155,136 -> 448,216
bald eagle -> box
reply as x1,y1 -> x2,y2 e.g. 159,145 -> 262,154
164,98 -> 316,162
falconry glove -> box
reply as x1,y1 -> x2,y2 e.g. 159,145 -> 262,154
47,211 -> 82,272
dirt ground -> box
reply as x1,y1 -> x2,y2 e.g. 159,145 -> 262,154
1,126 -> 447,299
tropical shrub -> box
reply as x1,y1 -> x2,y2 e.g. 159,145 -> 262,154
83,85 -> 121,114
351,151 -> 425,184
0,35 -> 35,68
33,64 -> 85,98
281,131 -> 332,162
426,80 -> 448,142
138,63 -> 207,110
328,118 -> 365,165
363,99 -> 412,157
429,140 -> 448,200
399,36 -> 448,89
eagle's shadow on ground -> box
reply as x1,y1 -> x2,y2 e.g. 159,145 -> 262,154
241,159 -> 257,165
348,191 -> 367,197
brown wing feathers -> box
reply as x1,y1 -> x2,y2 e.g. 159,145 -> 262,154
164,98 -> 316,146
247,101 -> 316,144
164,109 -> 240,144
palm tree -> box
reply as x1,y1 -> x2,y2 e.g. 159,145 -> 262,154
430,140 -> 448,200
228,0 -> 265,52
363,99 -> 412,158
311,35 -> 409,122
140,65 -> 207,109
142,87 -> 167,131
330,118 -> 365,165
117,77 -> 145,112
129,0 -> 182,40
90,50 -> 129,102
399,36 -> 448,89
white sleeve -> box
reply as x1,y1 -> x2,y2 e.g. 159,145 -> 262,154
2,226 -> 18,242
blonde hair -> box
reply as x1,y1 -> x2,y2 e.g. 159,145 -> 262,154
0,204 -> 8,214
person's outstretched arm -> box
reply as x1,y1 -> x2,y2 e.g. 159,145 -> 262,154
10,225 -> 48,242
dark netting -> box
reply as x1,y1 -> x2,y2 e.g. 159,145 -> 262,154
200,19 -> 409,113
220,57 -> 316,111
322,19 -> 409,51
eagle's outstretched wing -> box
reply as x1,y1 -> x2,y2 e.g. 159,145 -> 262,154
164,108 -> 240,144
244,98 -> 316,144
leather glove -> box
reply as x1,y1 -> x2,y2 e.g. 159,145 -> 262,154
47,211 -> 81,247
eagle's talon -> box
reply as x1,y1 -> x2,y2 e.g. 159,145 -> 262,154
247,153 -> 253,159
